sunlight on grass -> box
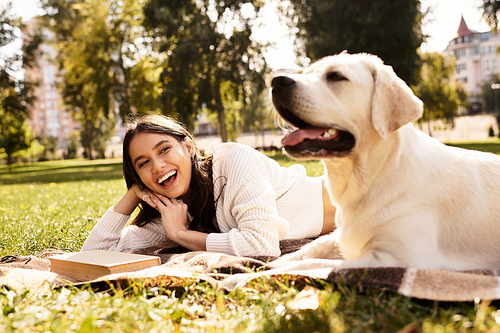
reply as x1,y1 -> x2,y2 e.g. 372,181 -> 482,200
0,180 -> 126,256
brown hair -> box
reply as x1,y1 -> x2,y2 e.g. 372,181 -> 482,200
122,114 -> 218,233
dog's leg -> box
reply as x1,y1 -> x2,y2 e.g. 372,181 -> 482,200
271,233 -> 343,268
221,258 -> 344,291
336,250 -> 400,269
221,250 -> 401,292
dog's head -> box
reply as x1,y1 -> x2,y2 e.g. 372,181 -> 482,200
272,52 -> 423,159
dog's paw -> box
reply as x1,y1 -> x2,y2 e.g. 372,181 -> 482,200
269,253 -> 306,269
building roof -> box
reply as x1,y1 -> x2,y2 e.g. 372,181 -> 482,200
456,16 -> 475,37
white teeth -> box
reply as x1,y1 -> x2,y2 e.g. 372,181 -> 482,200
158,171 -> 176,184
321,129 -> 338,138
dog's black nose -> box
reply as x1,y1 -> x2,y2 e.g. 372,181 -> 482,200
272,76 -> 296,89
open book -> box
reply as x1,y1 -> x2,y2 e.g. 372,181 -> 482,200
49,250 -> 161,282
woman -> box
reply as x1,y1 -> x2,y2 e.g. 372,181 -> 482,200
81,114 -> 336,257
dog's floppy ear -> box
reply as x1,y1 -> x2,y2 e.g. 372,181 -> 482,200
371,64 -> 423,140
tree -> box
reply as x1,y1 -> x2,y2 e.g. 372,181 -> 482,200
41,0 -> 161,159
80,116 -> 116,159
41,0 -> 109,159
142,0 -> 269,141
64,132 -> 80,159
482,0 -> 500,29
280,0 -> 424,86
413,52 -> 469,136
240,83 -> 276,148
38,135 -> 59,161
0,3 -> 41,166
481,74 -> 500,113
0,110 -> 33,165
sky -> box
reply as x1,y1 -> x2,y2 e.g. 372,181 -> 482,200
0,0 -> 494,70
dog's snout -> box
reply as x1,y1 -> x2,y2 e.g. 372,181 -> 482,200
272,76 -> 296,89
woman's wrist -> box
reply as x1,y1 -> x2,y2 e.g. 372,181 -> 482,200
112,188 -> 142,215
172,229 -> 208,251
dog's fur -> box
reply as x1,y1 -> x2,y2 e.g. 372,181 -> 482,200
269,52 -> 500,272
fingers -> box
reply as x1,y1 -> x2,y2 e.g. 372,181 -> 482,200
141,194 -> 157,209
131,184 -> 157,209
154,193 -> 184,206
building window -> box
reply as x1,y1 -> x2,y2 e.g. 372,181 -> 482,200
455,48 -> 466,58
456,63 -> 467,73
470,46 -> 478,54
479,33 -> 490,41
484,59 -> 497,71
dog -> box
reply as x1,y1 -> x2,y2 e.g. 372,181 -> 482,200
264,52 -> 500,273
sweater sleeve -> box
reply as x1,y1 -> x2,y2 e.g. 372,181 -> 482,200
81,207 -> 169,252
206,144 -> 291,257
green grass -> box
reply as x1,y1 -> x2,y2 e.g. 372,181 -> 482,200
446,138 -> 500,155
1,142 -> 500,332
0,158 -> 123,185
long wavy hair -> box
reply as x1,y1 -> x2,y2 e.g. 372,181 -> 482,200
122,114 -> 218,233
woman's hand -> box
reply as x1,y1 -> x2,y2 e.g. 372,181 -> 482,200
131,184 -> 157,209
150,193 -> 189,239
112,184 -> 156,215
147,192 -> 207,251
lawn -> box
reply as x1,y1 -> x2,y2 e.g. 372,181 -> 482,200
1,143 -> 500,332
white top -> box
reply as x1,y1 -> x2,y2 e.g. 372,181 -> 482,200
81,143 -> 324,256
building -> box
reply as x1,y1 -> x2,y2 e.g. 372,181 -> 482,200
22,18 -> 81,148
443,16 -> 500,113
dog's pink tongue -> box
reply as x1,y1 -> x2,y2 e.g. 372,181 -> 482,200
281,128 -> 327,146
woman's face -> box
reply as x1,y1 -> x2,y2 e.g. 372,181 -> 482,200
128,132 -> 194,201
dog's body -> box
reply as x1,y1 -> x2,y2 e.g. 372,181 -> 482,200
270,53 -> 500,271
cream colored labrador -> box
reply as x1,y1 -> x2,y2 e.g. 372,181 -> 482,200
265,52 -> 500,273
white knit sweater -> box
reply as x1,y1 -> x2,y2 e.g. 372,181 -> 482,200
81,143 -> 323,256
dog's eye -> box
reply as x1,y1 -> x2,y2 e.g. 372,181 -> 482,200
326,72 -> 347,82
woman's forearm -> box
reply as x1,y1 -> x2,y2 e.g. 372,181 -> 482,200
113,188 -> 142,215
170,229 -> 208,252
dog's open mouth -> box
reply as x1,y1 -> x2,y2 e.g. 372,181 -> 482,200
276,106 -> 355,158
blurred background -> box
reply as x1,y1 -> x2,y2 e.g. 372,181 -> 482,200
1,0 -> 499,164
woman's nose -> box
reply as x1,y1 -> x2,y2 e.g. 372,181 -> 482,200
151,158 -> 164,174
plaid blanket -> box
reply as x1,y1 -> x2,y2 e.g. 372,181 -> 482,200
1,239 -> 500,301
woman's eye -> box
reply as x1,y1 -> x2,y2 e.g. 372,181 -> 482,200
160,147 -> 169,154
138,160 -> 149,168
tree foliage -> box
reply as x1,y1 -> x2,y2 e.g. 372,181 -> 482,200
281,0 -> 424,86
413,52 -> 469,134
481,75 -> 500,113
37,135 -> 59,161
240,83 -> 276,147
142,0 -> 269,141
0,2 -> 41,166
80,116 -> 116,159
482,0 -> 500,29
41,0 -> 161,159
64,132 -> 80,159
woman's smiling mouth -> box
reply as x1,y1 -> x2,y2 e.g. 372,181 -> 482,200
157,170 -> 177,187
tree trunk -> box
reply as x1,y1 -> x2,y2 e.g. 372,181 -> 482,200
7,152 -> 13,170
213,79 -> 227,142
82,101 -> 94,160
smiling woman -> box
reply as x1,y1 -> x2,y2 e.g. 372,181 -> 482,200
81,114 -> 337,257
